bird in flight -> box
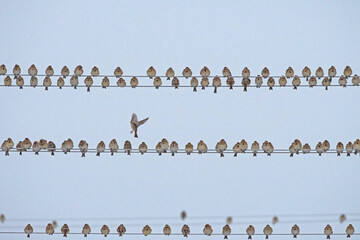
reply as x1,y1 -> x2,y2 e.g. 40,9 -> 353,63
130,113 -> 149,138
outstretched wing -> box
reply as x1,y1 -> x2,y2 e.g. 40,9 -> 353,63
138,117 -> 149,126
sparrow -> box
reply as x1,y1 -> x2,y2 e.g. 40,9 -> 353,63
255,75 -> 263,88
316,142 -> 323,156
13,64 -> 21,79
191,77 -> 199,92
339,75 -> 347,87
181,210 -> 187,220
62,138 -> 74,154
139,142 -> 148,155
130,113 -> 149,138
153,76 -> 162,89
185,142 -> 194,155
197,140 -> 208,154
227,76 -> 235,89
4,76 -> 12,86
216,139 -> 227,157
96,141 -> 106,156
246,225 -> 255,239
61,66 -> 70,78
279,76 -> 287,87
242,67 -> 250,78
51,220 -> 57,228
212,76 -> 221,93
222,224 -> 231,239
339,214 -> 346,223
201,77 -> 209,90
32,141 -> 40,155
267,77 -> 275,90
16,76 -> 24,89
289,143 -> 296,157
109,139 -> 119,156
182,224 -> 190,237
322,77 -> 331,90
344,66 -> 352,78
0,64 -> 7,75
292,75 -> 301,89
78,140 -> 88,157
316,67 -> 324,79
45,65 -> 54,77
203,224 -> 213,236
285,67 -> 294,78
336,142 -> 344,156
309,76 -> 317,87
91,66 -> 100,77
28,64 -> 38,76
70,75 -> 79,89
262,67 -> 270,78
263,225 -> 273,239
16,141 -> 24,155
156,142 -> 163,155
161,138 -> 169,153
74,65 -> 83,77
226,217 -> 233,224
142,225 -> 152,236
272,216 -> 279,224
61,224 -> 70,237
39,139 -> 48,150
346,224 -> 354,238
323,140 -> 330,152
166,67 -> 175,80
130,77 -> 138,88
84,76 -> 93,92
223,67 -> 231,77
324,224 -> 333,239
346,142 -> 353,156
23,138 -> 32,151
353,139 -> 360,154
163,224 -> 171,236
117,224 -> 126,236
291,224 -> 300,238
46,223 -> 55,235
124,140 -> 132,155
242,77 -> 251,92
102,77 -> 110,88
101,224 -> 110,237
172,77 -> 180,89
352,75 -> 359,86
57,77 -> 65,89
251,141 -> 260,156
328,66 -> 336,81
200,66 -> 210,77
30,76 -> 38,87
233,142 -> 241,157
182,67 -> 192,79
170,141 -> 178,156
147,66 -> 156,79
262,141 -> 274,156
114,67 -> 123,78
24,224 -> 33,238
1,140 -> 9,156
293,139 -> 302,154
82,224 -> 91,237
117,78 -> 126,87
43,76 -> 52,90
48,141 -> 56,156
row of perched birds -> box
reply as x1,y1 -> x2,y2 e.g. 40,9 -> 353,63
2,138 -> 360,157
21,223 -> 355,239
1,65 -> 359,92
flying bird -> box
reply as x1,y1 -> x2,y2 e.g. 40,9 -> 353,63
130,113 -> 149,138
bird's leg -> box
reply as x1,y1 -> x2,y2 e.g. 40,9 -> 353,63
290,153 -> 293,157
35,152 -> 39,155
172,153 -> 174,156
347,234 -> 350,238
214,87 -> 217,94
87,87 -> 90,92
19,151 -> 22,155
51,151 -> 54,156
224,236 -> 228,239
266,235 -> 269,239
253,153 -> 256,157
5,150 -> 9,156
202,86 -> 205,90
45,87 -> 48,91
337,153 -> 340,156
327,235 -> 330,239
244,86 -> 247,92
27,234 -> 30,238
82,152 -> 85,157
248,236 -> 251,239
234,153 -> 237,157
269,87 -> 273,90
293,86 -> 297,90
193,87 -> 197,92
293,235 -> 297,238
74,86 -> 77,90
134,129 -> 138,138
20,86 -> 23,89
96,152 -> 100,156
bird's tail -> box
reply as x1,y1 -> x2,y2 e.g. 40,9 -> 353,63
347,234 -> 350,238
193,87 -> 197,92
214,87 -> 217,94
51,152 -> 55,156
248,236 -> 251,239
234,153 -> 237,157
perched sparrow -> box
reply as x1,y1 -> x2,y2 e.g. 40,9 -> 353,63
24,224 -> 33,238
182,67 -> 192,79
101,224 -> 110,237
43,76 -> 52,90
328,66 -> 336,81
117,78 -> 126,87
203,224 -> 213,236
39,139 -> 48,151
23,138 -> 32,151
142,225 -> 152,236
32,141 -> 40,155
346,224 -> 354,238
241,77 -> 251,92
109,139 -> 119,156
238,139 -> 248,153
291,224 -> 300,238
279,76 -> 287,87
339,214 -> 346,223
78,140 -> 89,157
272,216 -> 279,224
61,224 -> 70,237
172,77 -> 180,89
45,65 -> 54,77
251,141 -> 260,156
339,75 -> 347,87
262,141 -> 274,156
200,66 -> 210,77
30,76 -> 38,87
336,142 -> 344,156
166,67 -> 175,80
216,139 -> 227,157
212,76 -> 221,93
222,224 -> 231,239
309,76 -> 317,87
223,67 -> 231,77
117,224 -> 126,236
1,139 -> 10,156
352,75 -> 360,86
185,142 -> 194,155
182,224 -> 190,237
46,223 -> 55,235
62,138 -> 73,154
57,77 -> 65,89
344,66 -> 352,78
82,224 -> 91,237
267,77 -> 275,90
74,65 -> 83,77
13,64 -> 21,79
346,142 -> 353,156
124,140 -> 132,155
324,224 -> 333,239
84,76 -> 93,92
91,66 -> 100,77
262,67 -> 270,78
289,143 -> 296,157
70,75 -> 79,89
233,142 -> 241,157
227,76 -> 235,89
156,142 -> 163,155
147,66 -> 156,79
139,142 -> 148,155
316,142 -> 324,156
181,210 -> 187,220
153,76 -> 162,89
316,67 -> 324,79
102,77 -> 110,88
130,77 -> 138,88
4,76 -> 12,86
96,141 -> 106,156
161,138 -> 169,153
61,140 -> 67,154
285,67 -> 294,78
255,75 -> 263,88
293,139 -> 302,154
0,64 -> 7,75
353,139 -> 360,154
16,141 -> 24,155
263,225 -> 273,239
114,67 -> 123,78
163,224 -> 171,236
48,141 -> 56,156
246,225 -> 255,239
16,76 -> 24,89
226,217 -> 233,224
28,64 -> 38,76
242,67 -> 250,78
292,75 -> 301,89
170,141 -> 179,156
61,66 -> 70,78
191,77 -> 199,92
201,77 -> 209,90
323,140 -> 330,152
322,77 -> 331,90
197,140 -> 208,154
130,113 -> 149,138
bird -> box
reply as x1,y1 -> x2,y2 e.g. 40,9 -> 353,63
316,67 -> 324,79
261,67 -> 270,78
61,138 -> 73,154
39,139 -> 48,151
344,66 -> 352,78
117,224 -> 126,236
4,76 -> 12,86
279,76 -> 287,87
28,64 -> 38,76
251,141 -> 260,156
96,141 -> 106,156
84,76 -> 93,92
353,139 -> 360,154
182,224 -> 190,237
32,141 -> 40,155
227,76 -> 235,89
60,142 -> 69,155
267,77 -> 275,90
289,143 -> 296,157
223,67 -> 231,77
216,139 -> 227,157
160,138 -> 169,153
61,224 -> 70,237
197,140 -> 208,154
246,225 -> 255,239
43,76 -> 52,90
124,140 -> 132,155
322,77 -> 331,90
323,140 -> 330,152
30,76 -> 38,87
142,225 -> 152,236
101,224 -> 110,237
233,142 -> 241,157
102,77 -> 110,88
292,75 -> 300,89
48,141 -> 56,156
203,224 -> 213,236
242,77 -> 251,92
70,75 -> 79,89
339,214 -> 346,223
213,75 -> 221,93
324,224 -> 333,239
61,66 -> 70,78
346,224 -> 354,238
130,77 -> 138,88
172,77 -> 180,89
255,75 -> 263,88
226,217 -> 233,224
166,67 -> 175,80
170,141 -> 178,156
201,77 -> 209,90
139,142 -> 148,155
1,139 -> 10,156
336,142 -> 344,156
339,75 -> 347,87
182,67 -> 192,79
109,139 -> 119,156
222,224 -> 231,239
285,67 -> 294,79
45,65 -> 54,77
352,75 -> 359,86
51,220 -> 57,229
13,64 -> 21,79
16,76 -> 24,89
163,224 -> 171,236
346,142 -> 353,156
181,211 -> 187,220
91,66 -> 100,77
291,224 -> 300,238
46,223 -> 55,235
153,76 -> 162,89
293,139 -> 302,154
185,142 -> 194,155
262,141 -> 274,156
117,78 -> 126,87
309,76 -> 317,87
55,76 -> 65,89
0,64 -> 7,75
242,67 -> 250,78
147,66 -> 156,79
316,142 -> 324,156
23,138 -> 32,151
78,140 -> 89,157
74,65 -> 84,77
263,225 -> 273,239
272,216 -> 279,224
328,66 -> 336,82
130,113 -> 149,138
200,66 -> 211,77
114,67 -> 123,78
156,142 -> 163,155
24,224 -> 33,238
191,77 -> 199,92
82,224 -> 91,237
16,141 -> 24,155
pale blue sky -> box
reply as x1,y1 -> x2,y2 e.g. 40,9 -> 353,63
0,0 -> 359,239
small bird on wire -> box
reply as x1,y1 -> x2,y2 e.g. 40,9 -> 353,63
114,67 -> 123,78
316,67 -> 324,79
43,76 -> 52,90
285,67 -> 294,79
109,139 -> 119,156
291,224 -> 300,238
263,225 -> 273,239
223,67 -> 231,77
130,113 -> 149,138
255,75 -> 263,88
344,66 -> 352,79
197,140 -> 208,154
336,142 -> 344,156
251,141 -> 260,156
61,66 -> 70,78
352,75 -> 360,86
28,64 -> 38,76
267,77 -> 275,90
61,224 -> 70,237
84,76 -> 93,92
201,77 -> 209,90
30,76 -> 38,87
200,66 -> 211,78
142,225 -> 152,236
147,66 -> 156,79
170,141 -> 179,156
324,224 -> 333,239
96,141 -> 106,156
130,77 -> 138,88
227,76 -> 235,89
82,224 -> 91,237
182,224 -> 190,237
322,77 -> 331,90
45,65 -> 54,77
117,78 -> 126,87
124,140 -> 132,155
163,224 -> 172,236
13,64 -> 21,79
182,67 -> 192,79
328,66 -> 336,82
16,76 -> 24,89
203,224 -> 213,236
185,142 -> 194,155
153,76 -> 162,89
57,77 -> 65,89
78,140 -> 89,157
24,224 -> 33,238
172,77 -> 180,89
74,65 -> 83,77
91,66 -> 100,77
166,67 -> 175,80
139,142 -> 148,155
346,224 -> 354,238
102,77 -> 110,88
242,77 -> 251,92
213,76 -> 221,93
222,224 -> 231,239
262,67 -> 270,78
101,224 -> 110,237
246,225 -> 255,239
191,77 -> 199,92
117,224 -> 126,236
216,139 -> 227,157
48,141 -> 56,155
0,64 -> 7,75
292,75 -> 300,89
70,75 -> 79,89
46,223 -> 55,235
